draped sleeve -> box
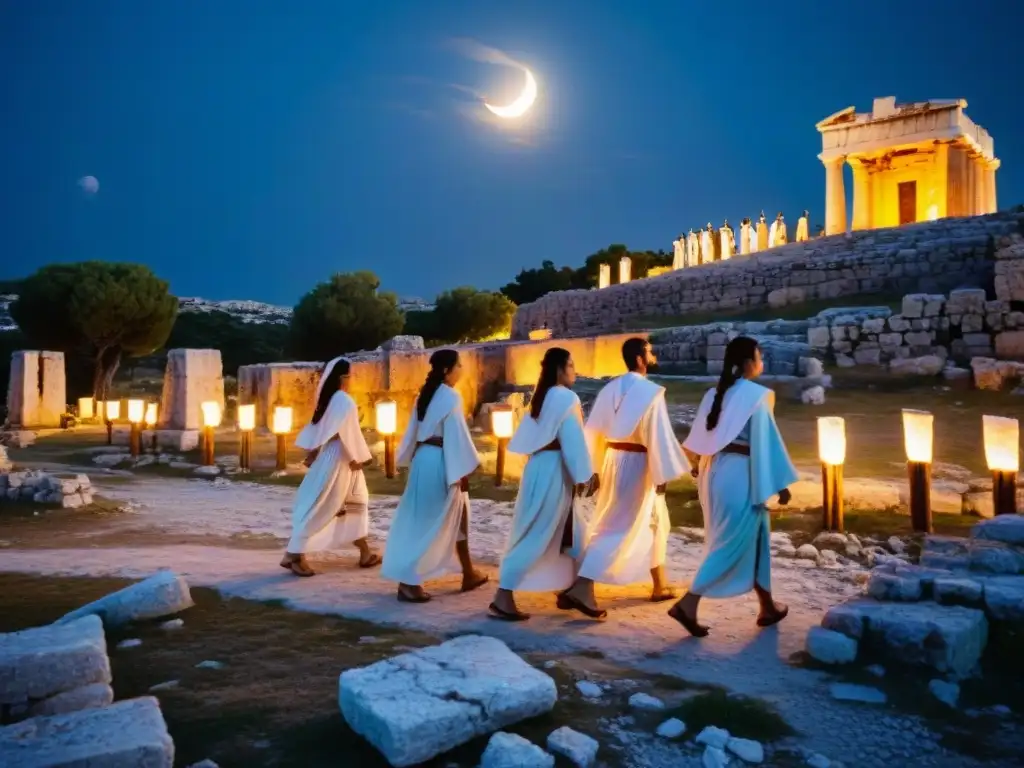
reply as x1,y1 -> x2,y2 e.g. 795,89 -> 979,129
646,391 -> 690,486
748,398 -> 799,506
440,397 -> 480,487
556,403 -> 593,485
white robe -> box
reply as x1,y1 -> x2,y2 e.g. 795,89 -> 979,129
796,216 -> 809,242
700,231 -> 714,264
740,224 -> 751,256
499,387 -> 593,592
287,389 -> 373,553
683,380 -> 798,598
576,373 -> 690,585
687,234 -> 699,267
720,228 -> 734,261
672,239 -> 685,270
769,219 -> 787,248
748,225 -> 758,254
381,384 -> 480,586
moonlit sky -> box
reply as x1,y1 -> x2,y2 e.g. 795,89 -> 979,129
2,0 -> 1021,305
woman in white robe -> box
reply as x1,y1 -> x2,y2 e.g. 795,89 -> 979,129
280,356 -> 378,577
381,349 -> 489,603
489,348 -> 596,621
668,337 -> 799,636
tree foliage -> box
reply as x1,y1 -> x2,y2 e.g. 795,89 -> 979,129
288,271 -> 404,360
164,311 -> 288,377
500,245 -> 672,304
10,262 -> 178,400
429,287 -> 516,344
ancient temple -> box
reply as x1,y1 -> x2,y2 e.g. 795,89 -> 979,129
817,97 -> 999,234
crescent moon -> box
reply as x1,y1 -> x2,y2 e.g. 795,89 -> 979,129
484,68 -> 537,119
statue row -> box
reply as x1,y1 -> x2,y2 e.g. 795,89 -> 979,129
671,211 -> 817,269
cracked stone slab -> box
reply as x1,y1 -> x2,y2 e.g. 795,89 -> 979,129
339,634 -> 557,767
821,598 -> 987,678
0,616 -> 111,707
59,570 -> 194,628
0,696 -> 174,767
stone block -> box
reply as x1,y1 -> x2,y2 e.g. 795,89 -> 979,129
982,576 -> 1024,623
947,288 -> 987,314
28,682 -> 113,718
237,361 -> 323,432
158,349 -> 225,431
853,348 -> 882,366
889,355 -> 944,376
0,697 -> 174,767
339,635 -> 558,767
0,616 -> 110,707
807,326 -> 831,349
888,315 -> 911,332
995,331 -> 1024,361
968,540 -> 1024,575
867,571 -> 922,601
5,351 -> 65,429
547,726 -> 598,768
481,732 -> 553,768
821,599 -> 988,678
901,294 -> 926,319
971,515 -> 1024,546
60,571 -> 194,628
805,627 -> 858,665
933,577 -> 984,607
149,430 -> 200,452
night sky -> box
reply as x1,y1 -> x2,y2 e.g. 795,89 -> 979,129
2,0 -> 1021,305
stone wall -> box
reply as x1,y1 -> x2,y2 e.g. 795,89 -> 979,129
649,320 -> 813,376
511,210 -> 1024,339
158,349 -> 225,431
4,351 -> 65,428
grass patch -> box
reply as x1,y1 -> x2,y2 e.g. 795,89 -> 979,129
669,689 -> 794,743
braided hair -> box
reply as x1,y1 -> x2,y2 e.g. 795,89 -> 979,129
705,336 -> 759,431
530,347 -> 570,420
417,349 -> 459,421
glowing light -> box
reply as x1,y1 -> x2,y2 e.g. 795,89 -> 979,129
78,397 -> 94,419
201,401 -> 222,428
376,401 -> 397,436
491,408 -> 515,439
484,68 -> 538,119
272,406 -> 293,435
104,400 -> 120,421
902,409 -> 934,463
144,403 -> 158,428
983,415 -> 1019,472
237,404 -> 256,432
127,399 -> 145,424
817,416 -> 847,466
598,264 -> 611,289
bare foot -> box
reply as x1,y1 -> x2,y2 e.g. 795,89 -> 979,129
757,601 -> 789,627
461,570 -> 489,593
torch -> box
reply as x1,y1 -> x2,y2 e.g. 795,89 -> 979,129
817,416 -> 846,532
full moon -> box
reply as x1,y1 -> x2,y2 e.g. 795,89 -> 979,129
484,68 -> 538,119
78,175 -> 99,195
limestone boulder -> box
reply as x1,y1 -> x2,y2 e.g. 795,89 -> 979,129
0,697 -> 174,767
971,514 -> 1024,546
822,599 -> 987,678
805,627 -> 858,665
889,355 -> 944,377
0,616 -> 110,709
59,571 -> 194,628
28,682 -> 113,718
995,330 -> 1024,362
480,732 -> 553,768
338,635 -> 558,767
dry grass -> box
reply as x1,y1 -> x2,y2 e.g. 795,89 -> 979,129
0,574 -> 795,767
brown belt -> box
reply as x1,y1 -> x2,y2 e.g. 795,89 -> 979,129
534,438 -> 561,455
721,443 -> 750,456
418,437 -> 443,448
607,442 -> 647,453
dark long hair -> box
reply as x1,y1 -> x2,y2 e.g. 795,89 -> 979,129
706,336 -> 759,431
311,358 -> 351,425
530,347 -> 570,420
417,349 -> 459,421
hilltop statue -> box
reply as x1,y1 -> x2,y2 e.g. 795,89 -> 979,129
687,229 -> 699,267
756,211 -> 769,252
672,234 -> 686,270
720,220 -> 735,260
769,212 -> 787,248
700,224 -> 714,264
795,210 -> 809,242
739,217 -> 752,256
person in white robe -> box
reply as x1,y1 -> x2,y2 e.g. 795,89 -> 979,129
795,210 -> 809,242
769,212 -> 787,248
672,235 -> 686,270
489,348 -> 596,621
280,357 -> 377,577
668,337 -> 798,637
739,218 -> 752,256
756,212 -> 769,252
720,220 -> 735,261
559,338 -> 690,619
748,220 -> 759,254
700,225 -> 714,265
381,349 -> 489,602
687,229 -> 699,267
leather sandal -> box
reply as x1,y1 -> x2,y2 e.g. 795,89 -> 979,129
667,603 -> 709,637
488,603 -> 530,622
560,592 -> 607,620
757,604 -> 789,628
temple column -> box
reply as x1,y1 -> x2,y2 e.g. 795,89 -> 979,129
824,156 -> 847,235
849,158 -> 871,231
977,162 -> 992,215
986,163 -> 998,213
946,144 -> 969,218
966,155 -> 978,216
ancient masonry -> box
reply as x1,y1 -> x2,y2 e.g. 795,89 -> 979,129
511,209 -> 1024,340
4,351 -> 65,429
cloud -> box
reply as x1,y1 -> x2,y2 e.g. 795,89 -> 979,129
77,175 -> 99,195
445,37 -> 525,70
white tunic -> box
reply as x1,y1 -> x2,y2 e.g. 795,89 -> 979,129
576,373 -> 690,585
739,223 -> 751,256
381,384 -> 480,586
672,239 -> 685,270
287,387 -> 373,553
795,216 -> 809,242
720,228 -> 734,261
499,387 -> 593,591
687,233 -> 699,267
700,231 -> 714,264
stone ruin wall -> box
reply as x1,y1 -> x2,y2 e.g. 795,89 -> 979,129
4,351 -> 66,429
511,209 -> 1024,339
